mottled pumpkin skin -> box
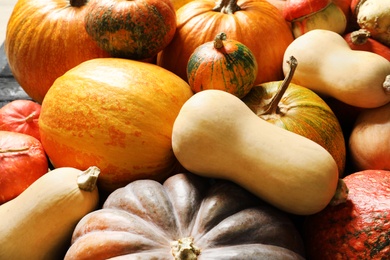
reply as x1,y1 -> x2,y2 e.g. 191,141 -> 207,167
5,0 -> 110,104
65,173 -> 305,259
187,35 -> 258,98
304,170 -> 390,259
157,0 -> 294,85
39,58 -> 193,193
85,0 -> 176,60
242,82 -> 346,176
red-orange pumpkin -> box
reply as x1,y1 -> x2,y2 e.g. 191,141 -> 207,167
304,170 -> 390,259
157,0 -> 294,85
0,131 -> 48,205
39,58 -> 193,193
0,100 -> 41,141
5,0 -> 110,104
84,0 -> 176,60
187,32 -> 258,98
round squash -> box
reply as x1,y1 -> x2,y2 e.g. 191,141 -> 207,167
304,170 -> 390,259
157,0 -> 294,85
0,99 -> 41,141
65,173 -> 305,259
84,0 -> 176,60
0,130 -> 48,205
242,56 -> 346,176
187,32 -> 258,98
39,58 -> 193,193
5,0 -> 110,104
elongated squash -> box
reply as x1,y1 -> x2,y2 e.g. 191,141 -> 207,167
283,29 -> 390,108
0,166 -> 100,260
172,89 -> 339,215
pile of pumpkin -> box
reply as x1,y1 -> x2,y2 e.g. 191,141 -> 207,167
1,0 -> 390,259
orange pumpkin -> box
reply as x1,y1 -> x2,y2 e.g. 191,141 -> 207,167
157,0 -> 294,85
187,32 -> 258,98
5,0 -> 110,104
39,58 -> 193,193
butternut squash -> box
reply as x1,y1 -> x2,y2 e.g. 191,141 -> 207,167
0,166 -> 100,260
171,89 -> 339,215
282,29 -> 390,108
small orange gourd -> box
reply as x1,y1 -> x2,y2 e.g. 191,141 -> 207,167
187,32 -> 258,98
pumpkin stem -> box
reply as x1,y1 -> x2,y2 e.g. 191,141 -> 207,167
261,56 -> 298,115
70,0 -> 88,7
213,0 -> 241,14
383,75 -> 390,94
0,146 -> 29,153
350,29 -> 370,45
24,111 -> 37,123
171,237 -> 201,260
77,166 -> 100,192
214,32 -> 227,49
329,178 -> 349,206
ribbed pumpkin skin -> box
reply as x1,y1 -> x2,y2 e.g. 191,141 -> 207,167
157,0 -> 294,85
5,0 -> 110,104
242,82 -> 346,176
39,58 -> 193,193
65,173 -> 305,260
304,170 -> 390,259
187,33 -> 258,98
84,0 -> 176,60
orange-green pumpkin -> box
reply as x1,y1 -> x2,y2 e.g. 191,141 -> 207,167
157,0 -> 294,85
5,0 -> 110,104
242,56 -> 346,176
187,32 -> 258,98
84,0 -> 177,60
39,58 -> 193,193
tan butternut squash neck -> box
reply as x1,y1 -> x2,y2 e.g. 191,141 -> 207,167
77,166 -> 100,192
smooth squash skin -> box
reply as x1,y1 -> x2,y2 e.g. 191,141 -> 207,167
172,89 -> 339,215
0,166 -> 100,260
282,29 -> 390,108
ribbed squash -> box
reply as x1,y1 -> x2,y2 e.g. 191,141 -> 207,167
187,32 -> 258,98
65,173 -> 305,259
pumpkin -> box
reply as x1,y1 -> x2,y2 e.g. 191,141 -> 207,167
0,130 -> 48,205
0,99 -> 41,141
283,29 -> 390,108
5,0 -> 110,104
157,0 -> 294,85
283,0 -> 347,38
242,56 -> 346,176
172,89 -> 339,215
304,170 -> 390,259
351,0 -> 390,47
349,101 -> 390,171
0,166 -> 100,260
343,29 -> 390,62
65,173 -> 305,259
84,0 -> 176,60
39,58 -> 193,193
187,32 -> 258,98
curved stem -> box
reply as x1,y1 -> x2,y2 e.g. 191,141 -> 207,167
213,0 -> 241,14
24,111 -> 36,123
261,56 -> 298,115
0,147 -> 29,153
